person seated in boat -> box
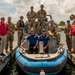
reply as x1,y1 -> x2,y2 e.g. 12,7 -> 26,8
39,29 -> 50,53
27,6 -> 37,33
20,28 -> 38,54
47,19 -> 60,45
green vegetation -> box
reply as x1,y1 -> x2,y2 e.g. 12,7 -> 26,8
58,21 -> 66,30
58,21 -> 66,26
70,14 -> 75,20
69,14 -> 75,24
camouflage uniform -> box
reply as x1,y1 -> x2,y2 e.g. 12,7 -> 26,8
64,25 -> 72,50
27,9 -> 36,33
37,9 -> 46,34
5,21 -> 15,51
17,19 -> 25,47
47,24 -> 60,44
37,21 -> 46,35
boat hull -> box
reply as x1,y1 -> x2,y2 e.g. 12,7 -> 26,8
16,48 -> 67,75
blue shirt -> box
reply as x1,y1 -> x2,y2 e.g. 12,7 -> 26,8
39,35 -> 50,45
27,34 -> 38,45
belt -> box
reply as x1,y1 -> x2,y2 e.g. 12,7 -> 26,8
0,34 -> 5,36
72,35 -> 75,36
30,44 -> 35,46
18,29 -> 23,30
44,44 -> 47,46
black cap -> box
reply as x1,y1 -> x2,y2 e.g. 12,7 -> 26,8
30,6 -> 34,9
40,4 -> 44,7
20,16 -> 24,19
1,17 -> 5,19
1,17 -> 5,20
67,20 -> 70,23
8,16 -> 11,19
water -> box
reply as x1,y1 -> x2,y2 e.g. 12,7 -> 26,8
0,31 -> 75,75
16,59 -> 75,75
0,58 -> 75,75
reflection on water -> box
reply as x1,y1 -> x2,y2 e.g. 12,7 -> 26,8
0,58 -> 75,75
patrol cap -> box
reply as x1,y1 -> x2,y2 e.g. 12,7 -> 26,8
67,20 -> 70,23
40,4 -> 44,7
42,29 -> 46,32
50,19 -> 54,22
8,16 -> 11,19
30,6 -> 34,9
20,16 -> 24,19
1,17 -> 5,20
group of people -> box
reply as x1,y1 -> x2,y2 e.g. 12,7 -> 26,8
0,4 -> 61,56
20,28 -> 50,54
17,4 -> 60,47
17,17 -> 60,54
0,17 -> 15,56
17,4 -> 47,47
64,20 -> 75,53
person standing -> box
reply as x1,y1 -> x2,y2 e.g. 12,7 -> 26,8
37,4 -> 46,35
17,16 -> 25,47
64,20 -> 72,52
27,6 -> 36,33
5,17 -> 15,52
0,17 -> 8,56
20,28 -> 38,54
71,24 -> 75,53
39,29 -> 50,53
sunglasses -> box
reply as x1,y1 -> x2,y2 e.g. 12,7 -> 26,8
1,19 -> 5,20
8,19 -> 11,20
42,31 -> 45,32
31,31 -> 34,32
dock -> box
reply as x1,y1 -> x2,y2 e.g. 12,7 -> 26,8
60,31 -> 75,65
0,32 -> 18,72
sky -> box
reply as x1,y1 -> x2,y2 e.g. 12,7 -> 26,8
0,0 -> 75,23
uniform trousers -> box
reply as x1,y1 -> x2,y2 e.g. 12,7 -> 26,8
0,35 -> 7,54
72,36 -> 75,52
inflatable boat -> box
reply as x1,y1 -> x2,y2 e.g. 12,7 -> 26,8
16,37 -> 67,75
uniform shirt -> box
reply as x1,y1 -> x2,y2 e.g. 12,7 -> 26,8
39,35 -> 50,45
37,9 -> 46,20
27,11 -> 36,21
0,22 -> 8,35
64,25 -> 71,35
7,22 -> 15,33
47,24 -> 56,32
17,20 -> 24,28
27,34 -> 38,45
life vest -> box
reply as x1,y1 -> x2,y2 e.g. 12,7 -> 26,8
18,20 -> 24,27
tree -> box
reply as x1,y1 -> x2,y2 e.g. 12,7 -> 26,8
69,14 -> 75,20
59,21 -> 66,26
69,14 -> 75,24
